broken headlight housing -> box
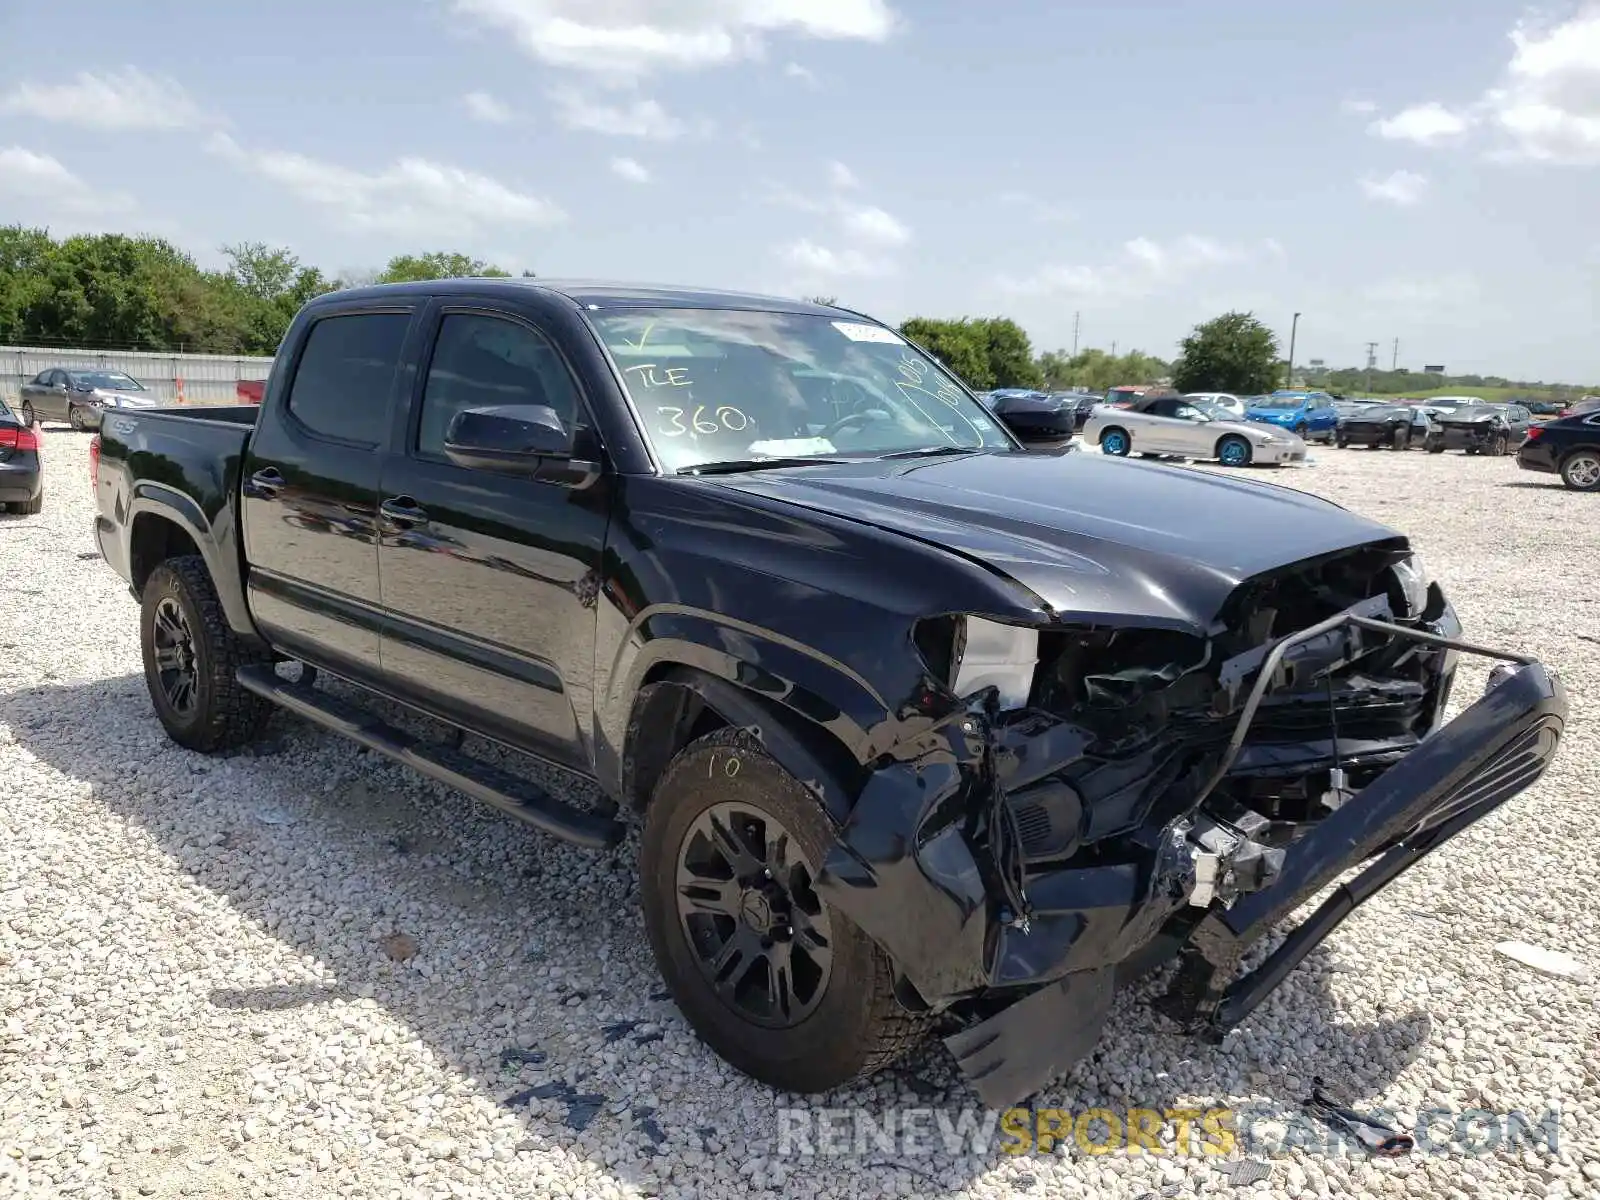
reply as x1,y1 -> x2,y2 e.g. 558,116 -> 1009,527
1390,552 -> 1432,618
917,615 -> 1040,709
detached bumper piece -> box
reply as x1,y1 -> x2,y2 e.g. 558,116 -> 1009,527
1157,654 -> 1563,1035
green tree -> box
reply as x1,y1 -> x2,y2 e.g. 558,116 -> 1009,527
1038,347 -> 1168,392
1171,312 -> 1280,394
899,317 -> 1044,390
376,252 -> 512,283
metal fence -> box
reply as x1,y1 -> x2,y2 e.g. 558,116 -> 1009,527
1,345 -> 274,406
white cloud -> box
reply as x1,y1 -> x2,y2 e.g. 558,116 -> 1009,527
463,90 -> 514,123
1359,168 -> 1428,206
996,234 -> 1258,299
549,89 -> 690,139
205,133 -> 564,237
1484,8 -> 1600,163
771,160 -> 909,279
610,155 -> 651,183
779,239 -> 886,277
0,67 -> 209,131
0,146 -> 135,213
1369,101 -> 1473,144
784,61 -> 819,86
1362,8 -> 1600,164
1341,98 -> 1379,115
840,204 -> 908,246
451,0 -> 896,81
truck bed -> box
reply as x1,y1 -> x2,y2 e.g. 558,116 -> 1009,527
93,405 -> 261,608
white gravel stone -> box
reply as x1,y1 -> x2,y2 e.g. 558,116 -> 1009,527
1,429 -> 1596,1199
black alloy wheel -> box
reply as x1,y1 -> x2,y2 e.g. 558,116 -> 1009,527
150,595 -> 200,718
674,800 -> 834,1028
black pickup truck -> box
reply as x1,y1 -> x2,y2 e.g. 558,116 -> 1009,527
92,279 -> 1566,1107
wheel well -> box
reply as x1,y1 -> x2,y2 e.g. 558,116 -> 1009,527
1099,425 -> 1127,443
1215,433 -> 1248,458
129,514 -> 202,595
621,666 -> 863,817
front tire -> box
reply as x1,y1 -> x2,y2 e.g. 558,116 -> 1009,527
1099,427 -> 1131,456
1216,434 -> 1253,467
640,729 -> 928,1095
1560,451 -> 1600,492
19,400 -> 34,427
68,405 -> 89,431
140,556 -> 274,752
1492,432 -> 1509,456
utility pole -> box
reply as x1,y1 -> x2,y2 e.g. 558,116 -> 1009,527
1285,312 -> 1302,388
1111,340 -> 1118,357
1391,337 -> 1399,372
1364,341 -> 1379,395
1072,311 -> 1080,356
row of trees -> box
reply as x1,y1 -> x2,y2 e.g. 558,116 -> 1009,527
0,226 -> 524,355
5,226 -> 1591,397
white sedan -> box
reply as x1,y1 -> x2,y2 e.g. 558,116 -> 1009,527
1182,391 -> 1247,418
1084,395 -> 1307,467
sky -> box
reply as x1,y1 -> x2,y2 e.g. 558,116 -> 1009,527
2,0 -> 1599,382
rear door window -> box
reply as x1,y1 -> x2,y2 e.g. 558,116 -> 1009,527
286,312 -> 412,446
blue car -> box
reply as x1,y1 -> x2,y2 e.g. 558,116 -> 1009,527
1245,390 -> 1339,444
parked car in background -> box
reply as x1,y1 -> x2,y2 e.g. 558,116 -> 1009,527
1182,392 -> 1246,417
1105,384 -> 1177,408
984,390 -> 1077,446
1516,410 -> 1600,490
1085,394 -> 1306,466
1245,390 -> 1338,444
1559,396 -> 1600,419
1056,391 -> 1103,431
1428,403 -> 1531,456
89,277 -> 1565,1108
1336,403 -> 1435,450
0,396 -> 43,514
18,368 -> 159,430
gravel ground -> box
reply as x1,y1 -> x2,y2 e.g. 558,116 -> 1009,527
2,428 -> 1597,1200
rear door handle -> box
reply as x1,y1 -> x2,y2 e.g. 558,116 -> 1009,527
246,467 -> 284,497
380,497 -> 429,530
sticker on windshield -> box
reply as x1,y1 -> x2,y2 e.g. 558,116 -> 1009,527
831,321 -> 904,345
749,438 -> 837,457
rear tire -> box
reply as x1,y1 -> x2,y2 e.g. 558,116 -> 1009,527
140,556 -> 274,752
16,488 -> 43,515
640,729 -> 929,1095
1559,451 -> 1600,492
19,400 -> 34,427
1099,427 -> 1131,456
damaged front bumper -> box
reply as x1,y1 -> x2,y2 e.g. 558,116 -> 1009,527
815,609 -> 1566,1109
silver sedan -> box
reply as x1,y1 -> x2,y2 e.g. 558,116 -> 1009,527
1084,395 -> 1307,467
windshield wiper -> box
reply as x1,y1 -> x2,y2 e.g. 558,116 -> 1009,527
677,456 -> 849,476
877,445 -> 983,460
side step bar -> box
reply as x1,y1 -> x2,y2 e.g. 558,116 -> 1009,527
236,664 -> 625,851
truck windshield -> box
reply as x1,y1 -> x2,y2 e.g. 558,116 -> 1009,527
590,308 -> 1016,471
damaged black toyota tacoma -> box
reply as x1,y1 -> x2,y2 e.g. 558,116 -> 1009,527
91,281 -> 1566,1108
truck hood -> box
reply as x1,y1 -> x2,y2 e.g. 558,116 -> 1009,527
711,452 -> 1402,631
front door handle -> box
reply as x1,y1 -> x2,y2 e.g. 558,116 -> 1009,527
380,497 -> 429,530
246,467 -> 285,497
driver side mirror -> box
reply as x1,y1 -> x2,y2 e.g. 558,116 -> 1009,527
442,403 -> 599,487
